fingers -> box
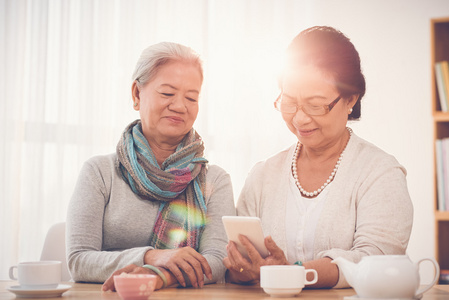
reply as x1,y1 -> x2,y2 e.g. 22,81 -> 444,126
177,247 -> 208,288
161,247 -> 211,288
238,234 -> 263,265
226,242 -> 241,271
264,236 -> 283,257
182,248 -> 212,288
198,254 -> 213,281
186,255 -> 206,288
227,241 -> 252,271
223,257 -> 232,269
102,277 -> 114,292
264,236 -> 288,265
190,260 -> 205,288
165,261 -> 187,287
186,247 -> 213,281
102,264 -> 139,292
225,241 -> 261,283
178,259 -> 201,288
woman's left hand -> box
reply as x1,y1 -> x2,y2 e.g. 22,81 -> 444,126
102,264 -> 164,292
223,235 -> 289,283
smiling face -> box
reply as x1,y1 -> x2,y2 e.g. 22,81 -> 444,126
281,64 -> 356,150
132,59 -> 202,146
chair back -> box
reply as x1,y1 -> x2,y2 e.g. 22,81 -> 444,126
40,222 -> 71,281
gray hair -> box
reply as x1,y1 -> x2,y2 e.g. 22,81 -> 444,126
132,42 -> 203,87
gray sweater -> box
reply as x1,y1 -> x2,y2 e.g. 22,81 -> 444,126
66,153 -> 235,284
237,131 -> 413,288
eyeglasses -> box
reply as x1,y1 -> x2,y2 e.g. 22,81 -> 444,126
274,93 -> 341,116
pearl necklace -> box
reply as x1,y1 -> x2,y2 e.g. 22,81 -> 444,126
292,128 -> 352,198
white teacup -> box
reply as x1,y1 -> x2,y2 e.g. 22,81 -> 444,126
260,265 -> 318,297
9,261 -> 62,289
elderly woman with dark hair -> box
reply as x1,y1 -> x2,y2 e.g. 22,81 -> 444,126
66,42 -> 235,292
223,26 -> 413,288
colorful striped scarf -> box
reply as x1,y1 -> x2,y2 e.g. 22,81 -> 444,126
116,120 -> 208,250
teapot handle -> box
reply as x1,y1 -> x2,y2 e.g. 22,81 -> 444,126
415,257 -> 440,298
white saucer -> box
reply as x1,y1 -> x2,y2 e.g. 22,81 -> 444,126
7,284 -> 72,298
344,295 -> 421,300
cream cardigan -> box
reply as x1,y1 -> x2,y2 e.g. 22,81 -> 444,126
236,131 -> 413,288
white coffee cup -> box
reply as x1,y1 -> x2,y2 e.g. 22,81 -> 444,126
9,261 -> 62,289
260,265 -> 318,297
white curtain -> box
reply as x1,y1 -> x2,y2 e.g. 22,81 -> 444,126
1,0 -> 314,279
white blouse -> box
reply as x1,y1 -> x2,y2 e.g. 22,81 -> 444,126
285,171 -> 331,264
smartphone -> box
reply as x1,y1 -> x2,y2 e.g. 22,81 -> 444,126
222,216 -> 270,259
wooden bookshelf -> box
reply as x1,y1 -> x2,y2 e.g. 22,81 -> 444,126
435,211 -> 449,221
432,17 -> 449,278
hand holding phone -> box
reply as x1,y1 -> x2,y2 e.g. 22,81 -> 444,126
222,216 -> 270,259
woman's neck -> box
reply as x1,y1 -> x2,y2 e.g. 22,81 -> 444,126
146,136 -> 181,167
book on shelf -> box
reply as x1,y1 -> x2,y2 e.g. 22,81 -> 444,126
443,138 -> 449,211
436,139 -> 445,211
440,269 -> 449,284
435,61 -> 449,112
435,138 -> 449,211
442,61 -> 449,109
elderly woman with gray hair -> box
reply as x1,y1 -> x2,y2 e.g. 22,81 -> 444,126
66,42 -> 235,291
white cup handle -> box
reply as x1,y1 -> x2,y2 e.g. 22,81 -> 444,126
9,266 -> 18,280
415,258 -> 440,298
304,269 -> 318,285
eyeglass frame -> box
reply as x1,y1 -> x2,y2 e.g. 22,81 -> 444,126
274,93 -> 342,116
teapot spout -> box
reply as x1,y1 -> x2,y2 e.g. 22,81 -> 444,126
331,257 -> 357,287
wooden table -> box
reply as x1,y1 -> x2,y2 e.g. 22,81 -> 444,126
1,281 -> 449,299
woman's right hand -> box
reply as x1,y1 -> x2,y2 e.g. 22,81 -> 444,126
223,235 -> 289,284
144,247 -> 212,288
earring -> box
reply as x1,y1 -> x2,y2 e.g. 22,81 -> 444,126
348,108 -> 353,114
134,102 -> 138,107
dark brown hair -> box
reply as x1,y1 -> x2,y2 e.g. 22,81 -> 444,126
281,26 -> 365,120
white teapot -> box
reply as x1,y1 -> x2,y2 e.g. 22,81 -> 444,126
332,255 -> 440,299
